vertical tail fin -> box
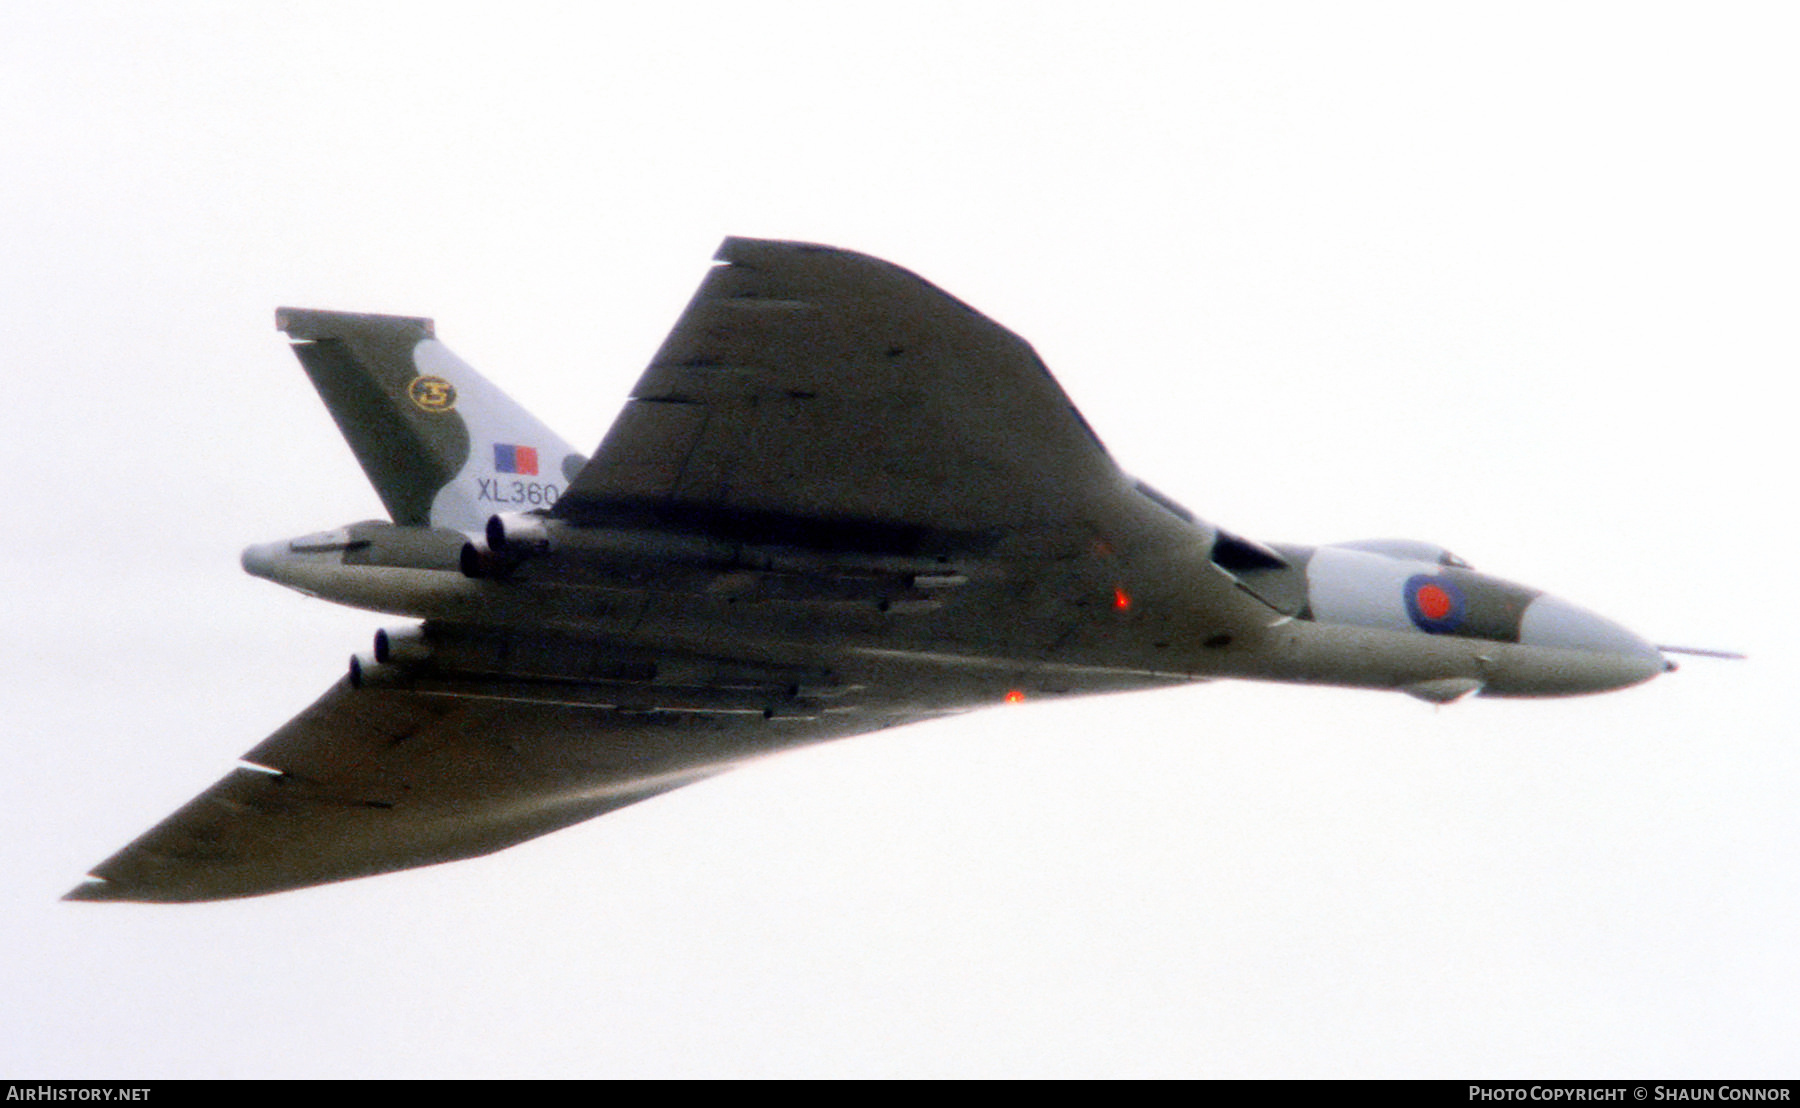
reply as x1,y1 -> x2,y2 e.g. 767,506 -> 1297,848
277,308 -> 581,532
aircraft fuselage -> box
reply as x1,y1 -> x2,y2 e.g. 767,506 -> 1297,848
243,504 -> 1666,716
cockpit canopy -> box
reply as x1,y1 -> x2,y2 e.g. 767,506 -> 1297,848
1328,538 -> 1471,569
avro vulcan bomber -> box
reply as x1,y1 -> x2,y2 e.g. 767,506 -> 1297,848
69,238 -> 1690,902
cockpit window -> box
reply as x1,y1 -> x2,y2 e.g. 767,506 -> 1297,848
1331,538 -> 1473,569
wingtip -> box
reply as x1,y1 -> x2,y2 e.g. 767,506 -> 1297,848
63,875 -> 216,904
714,236 -> 859,265
62,878 -> 122,903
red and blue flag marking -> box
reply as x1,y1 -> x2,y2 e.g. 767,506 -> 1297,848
493,443 -> 539,476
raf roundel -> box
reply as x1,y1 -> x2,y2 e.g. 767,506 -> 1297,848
1404,574 -> 1466,634
407,375 -> 457,413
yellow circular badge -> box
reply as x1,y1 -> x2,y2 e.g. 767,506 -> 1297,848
407,375 -> 457,413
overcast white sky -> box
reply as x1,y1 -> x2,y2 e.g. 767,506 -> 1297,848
4,2 -> 1795,1078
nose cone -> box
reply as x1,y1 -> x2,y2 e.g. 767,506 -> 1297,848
240,540 -> 286,581
1513,594 -> 1667,694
